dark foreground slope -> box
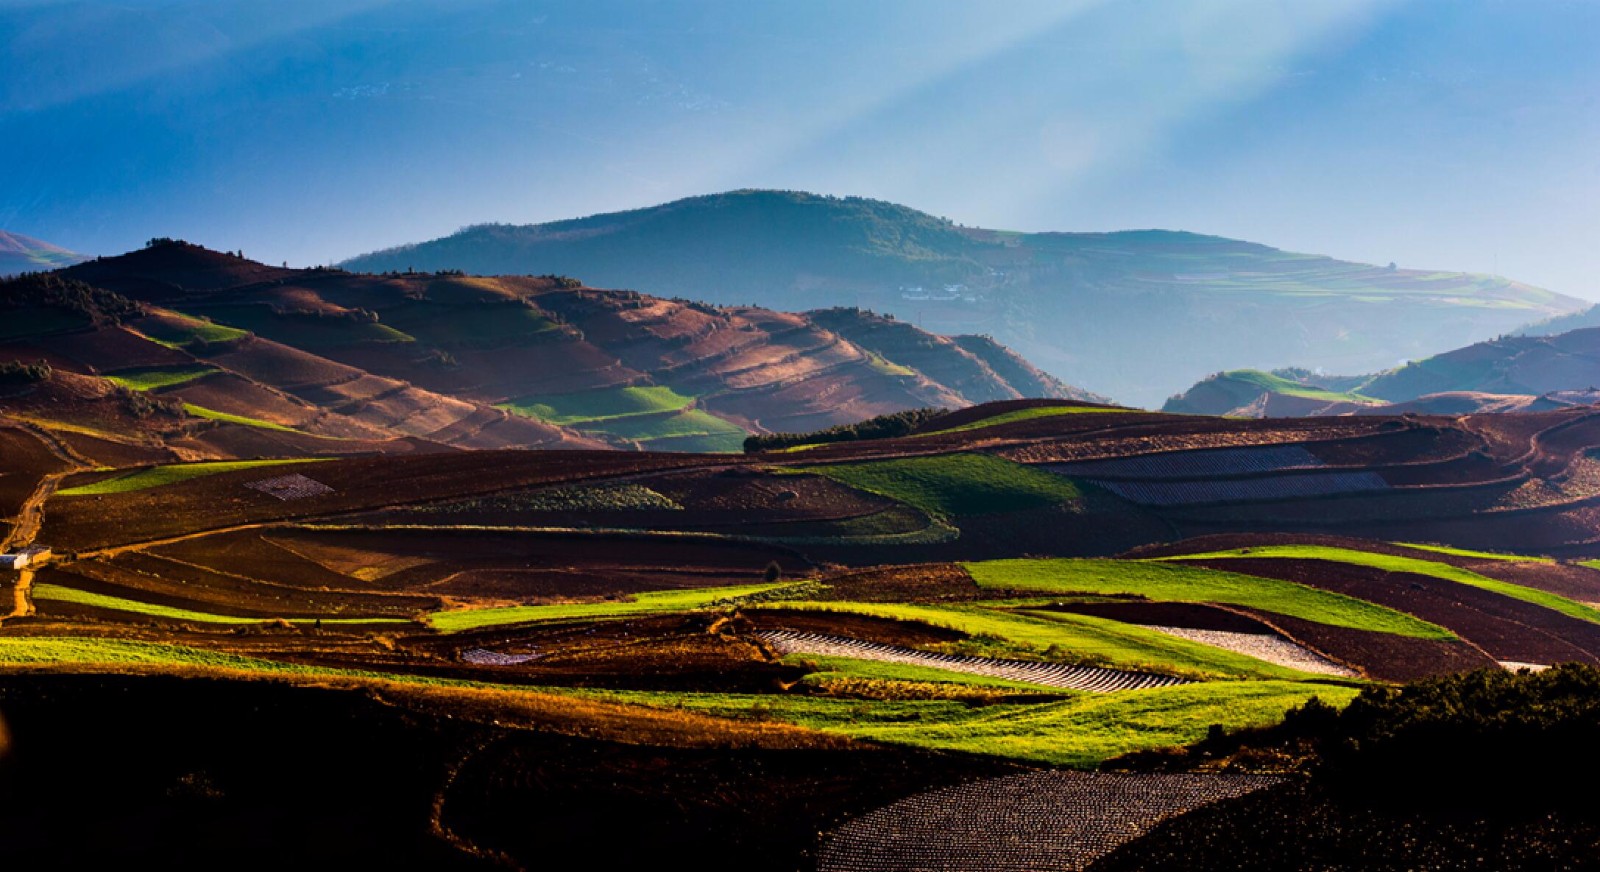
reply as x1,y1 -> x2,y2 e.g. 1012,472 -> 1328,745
1095,665 -> 1600,871
0,673 -> 1010,870
340,190 -> 1582,406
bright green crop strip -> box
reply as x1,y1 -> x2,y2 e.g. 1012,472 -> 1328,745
1165,545 -> 1600,624
1395,542 -> 1555,564
499,385 -> 695,425
428,582 -> 799,632
103,365 -> 217,391
756,601 -> 1323,681
56,458 -> 325,496
916,405 -> 1131,437
577,681 -> 1360,767
136,314 -> 248,349
32,584 -> 402,625
181,403 -> 301,433
965,558 -> 1452,639
792,453 -> 1080,518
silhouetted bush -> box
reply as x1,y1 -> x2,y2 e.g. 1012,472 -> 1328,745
0,359 -> 50,385
0,273 -> 145,324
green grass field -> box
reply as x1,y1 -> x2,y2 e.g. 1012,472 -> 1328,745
1164,545 -> 1600,624
965,558 -> 1452,639
579,681 -> 1360,767
602,408 -> 746,442
499,385 -> 696,425
181,403 -> 302,433
1213,370 -> 1380,404
0,636 -> 340,673
428,582 -> 800,632
199,306 -> 415,347
33,584 -> 402,625
757,601 -> 1325,680
56,458 -> 326,496
136,313 -> 249,349
103,365 -> 218,391
1395,542 -> 1555,563
917,405 -> 1131,437
793,453 -> 1081,518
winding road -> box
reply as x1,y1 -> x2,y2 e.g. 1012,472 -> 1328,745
1,422 -> 89,624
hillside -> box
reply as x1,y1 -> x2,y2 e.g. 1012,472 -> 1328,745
10,397 -> 1600,863
1168,326 -> 1600,417
340,190 -> 1584,407
0,240 -> 1085,460
0,231 -> 87,276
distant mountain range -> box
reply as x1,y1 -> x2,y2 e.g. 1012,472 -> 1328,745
0,240 -> 1089,462
1164,324 -> 1600,417
0,231 -> 87,276
341,190 -> 1586,407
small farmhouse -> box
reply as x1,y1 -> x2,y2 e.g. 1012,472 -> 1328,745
0,546 -> 51,571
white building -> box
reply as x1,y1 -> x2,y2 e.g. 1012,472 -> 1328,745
0,546 -> 50,570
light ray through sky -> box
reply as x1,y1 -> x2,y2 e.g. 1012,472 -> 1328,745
0,0 -> 1594,296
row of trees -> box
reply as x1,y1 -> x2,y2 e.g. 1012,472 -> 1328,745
743,407 -> 945,453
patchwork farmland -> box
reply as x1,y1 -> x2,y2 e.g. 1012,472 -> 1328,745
9,246 -> 1600,867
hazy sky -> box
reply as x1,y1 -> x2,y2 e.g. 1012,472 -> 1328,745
2,0 -> 1595,297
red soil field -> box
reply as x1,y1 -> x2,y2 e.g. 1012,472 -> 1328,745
1184,556 -> 1600,666
0,425 -> 70,521
205,336 -> 368,390
34,325 -> 194,372
43,449 -> 729,550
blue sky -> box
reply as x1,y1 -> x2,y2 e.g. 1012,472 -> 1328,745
2,0 -> 1595,297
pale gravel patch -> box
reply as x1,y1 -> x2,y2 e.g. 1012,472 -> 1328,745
818,771 -> 1281,872
758,630 -> 1189,692
1147,626 -> 1360,678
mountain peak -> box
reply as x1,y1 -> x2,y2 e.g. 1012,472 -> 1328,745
0,230 -> 88,276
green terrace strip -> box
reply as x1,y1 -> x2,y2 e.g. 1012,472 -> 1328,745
136,314 -> 249,349
915,405 -> 1133,438
1164,545 -> 1600,624
102,365 -> 218,391
1212,369 -> 1381,405
428,581 -> 803,632
965,558 -> 1452,639
181,403 -> 301,433
1395,542 -> 1556,564
756,601 -> 1335,681
576,681 -> 1361,767
32,584 -> 404,625
792,453 -> 1081,518
599,409 -> 747,445
499,385 -> 696,425
56,457 -> 327,496
0,637 -> 348,674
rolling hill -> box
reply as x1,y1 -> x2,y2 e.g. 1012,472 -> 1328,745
9,394 -> 1600,865
0,230 -> 87,276
0,239 -> 1092,462
1166,326 -> 1600,417
340,190 -> 1585,407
